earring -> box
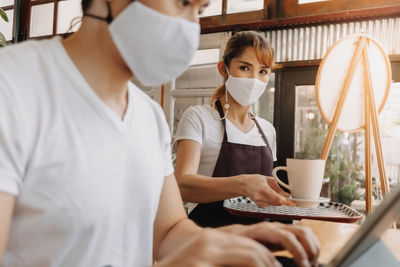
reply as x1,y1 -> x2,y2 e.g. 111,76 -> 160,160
224,88 -> 230,110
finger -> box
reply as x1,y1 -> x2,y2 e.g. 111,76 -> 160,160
215,248 -> 276,267
213,236 -> 278,267
259,186 -> 289,207
311,232 -> 321,266
279,190 -> 291,197
267,177 -> 288,196
283,199 -> 296,206
274,229 -> 311,267
280,225 -> 320,263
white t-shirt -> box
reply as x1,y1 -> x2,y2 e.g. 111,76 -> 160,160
0,37 -> 174,267
174,104 -> 277,177
174,104 -> 276,213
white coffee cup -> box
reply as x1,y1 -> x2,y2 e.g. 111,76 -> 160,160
272,159 -> 326,200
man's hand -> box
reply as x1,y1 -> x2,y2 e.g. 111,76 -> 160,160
155,228 -> 283,267
220,222 -> 320,267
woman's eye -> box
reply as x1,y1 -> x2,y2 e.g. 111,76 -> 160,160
260,69 -> 269,75
239,66 -> 249,71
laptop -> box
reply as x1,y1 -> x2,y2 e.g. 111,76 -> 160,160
276,183 -> 400,267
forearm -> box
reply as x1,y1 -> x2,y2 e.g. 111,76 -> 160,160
0,192 -> 15,260
178,174 -> 247,203
155,218 -> 201,261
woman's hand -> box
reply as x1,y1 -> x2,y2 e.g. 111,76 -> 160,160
239,174 -> 294,207
221,222 -> 320,267
155,228 -> 283,267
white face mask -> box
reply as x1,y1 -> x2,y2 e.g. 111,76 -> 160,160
106,1 -> 200,86
225,70 -> 268,106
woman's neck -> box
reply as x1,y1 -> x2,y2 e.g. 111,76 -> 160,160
218,93 -> 252,126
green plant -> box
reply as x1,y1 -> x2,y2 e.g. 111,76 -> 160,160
295,114 -> 364,206
0,7 -> 9,47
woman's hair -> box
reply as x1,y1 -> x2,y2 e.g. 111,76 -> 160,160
211,31 -> 277,103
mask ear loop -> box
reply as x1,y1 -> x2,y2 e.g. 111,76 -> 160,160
66,16 -> 82,34
83,1 -> 113,24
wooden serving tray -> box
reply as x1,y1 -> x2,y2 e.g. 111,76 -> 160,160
223,197 -> 363,223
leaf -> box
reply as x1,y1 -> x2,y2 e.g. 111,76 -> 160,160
0,32 -> 6,47
0,8 -> 8,22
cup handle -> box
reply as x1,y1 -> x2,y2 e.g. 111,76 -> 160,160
272,166 -> 290,190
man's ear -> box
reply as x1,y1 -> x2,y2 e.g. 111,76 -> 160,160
217,61 -> 228,80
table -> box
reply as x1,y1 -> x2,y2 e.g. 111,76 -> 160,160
274,219 -> 400,264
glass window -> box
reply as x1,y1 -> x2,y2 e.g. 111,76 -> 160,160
30,3 -> 54,37
200,0 -> 222,17
258,73 -> 275,123
377,82 -> 400,187
57,0 -> 82,34
0,9 -> 13,41
294,83 -> 400,209
294,85 -> 365,206
190,49 -> 220,66
227,0 -> 263,14
0,0 -> 13,6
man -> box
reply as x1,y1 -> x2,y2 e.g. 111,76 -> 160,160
0,0 -> 319,266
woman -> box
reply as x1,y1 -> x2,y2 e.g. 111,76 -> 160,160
0,1 -> 319,266
175,31 -> 294,228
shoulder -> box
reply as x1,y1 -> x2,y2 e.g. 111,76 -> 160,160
0,38 -> 59,100
181,104 -> 217,122
0,37 -> 64,108
255,116 -> 276,135
0,38 -> 55,75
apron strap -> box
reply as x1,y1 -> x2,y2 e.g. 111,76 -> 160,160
215,100 -> 228,142
215,99 -> 225,119
251,116 -> 271,149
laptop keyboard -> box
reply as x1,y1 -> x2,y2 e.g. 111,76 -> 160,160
275,256 -> 325,267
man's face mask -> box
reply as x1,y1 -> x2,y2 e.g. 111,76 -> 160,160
84,1 -> 200,87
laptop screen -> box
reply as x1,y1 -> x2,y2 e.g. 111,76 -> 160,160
328,183 -> 400,267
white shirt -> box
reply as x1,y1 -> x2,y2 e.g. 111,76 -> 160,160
174,104 -> 277,213
0,37 -> 174,267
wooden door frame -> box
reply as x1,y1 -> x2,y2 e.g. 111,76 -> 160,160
273,62 -> 400,167
273,66 -> 318,167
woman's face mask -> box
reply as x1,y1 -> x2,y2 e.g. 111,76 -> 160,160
225,69 -> 269,107
221,47 -> 271,106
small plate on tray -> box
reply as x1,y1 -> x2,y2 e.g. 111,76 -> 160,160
223,196 -> 363,223
288,197 -> 331,208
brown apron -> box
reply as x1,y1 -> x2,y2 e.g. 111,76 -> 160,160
189,100 -> 274,227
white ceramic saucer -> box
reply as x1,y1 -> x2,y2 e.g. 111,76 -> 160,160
287,197 -> 330,208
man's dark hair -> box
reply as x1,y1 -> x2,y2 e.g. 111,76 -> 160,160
82,0 -> 92,13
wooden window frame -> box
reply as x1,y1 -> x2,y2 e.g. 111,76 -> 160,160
282,0 -> 400,18
1,0 -> 15,43
201,0 -> 400,34
27,0 -> 64,39
12,0 -> 71,42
